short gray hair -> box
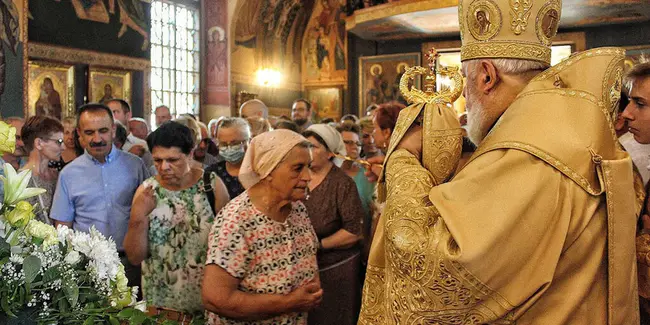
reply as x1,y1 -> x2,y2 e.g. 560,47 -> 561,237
128,117 -> 149,131
624,62 -> 650,94
464,58 -> 548,79
218,117 -> 252,140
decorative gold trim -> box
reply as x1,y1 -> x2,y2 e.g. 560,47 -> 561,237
346,0 -> 457,30
467,141 -> 602,195
509,0 -> 532,35
461,40 -> 551,63
532,47 -> 626,81
21,0 -> 28,118
28,43 -> 150,70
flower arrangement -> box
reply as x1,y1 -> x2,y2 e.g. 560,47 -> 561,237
0,121 -> 168,324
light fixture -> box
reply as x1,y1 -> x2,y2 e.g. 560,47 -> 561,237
256,68 -> 282,87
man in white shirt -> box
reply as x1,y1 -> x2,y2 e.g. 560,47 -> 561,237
105,99 -> 153,168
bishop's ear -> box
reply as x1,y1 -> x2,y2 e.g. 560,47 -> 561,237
479,60 -> 500,94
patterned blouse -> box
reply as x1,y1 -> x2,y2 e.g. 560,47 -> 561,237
205,192 -> 319,325
141,173 -> 216,313
205,160 -> 245,199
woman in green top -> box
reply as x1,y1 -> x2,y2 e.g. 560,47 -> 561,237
124,121 -> 230,318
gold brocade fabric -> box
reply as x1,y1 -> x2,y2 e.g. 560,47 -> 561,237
359,47 -> 640,325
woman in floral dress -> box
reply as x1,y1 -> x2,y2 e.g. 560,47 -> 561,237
202,129 -> 322,325
124,121 -> 230,321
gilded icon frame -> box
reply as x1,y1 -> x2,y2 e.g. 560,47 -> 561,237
89,68 -> 132,104
27,60 -> 75,119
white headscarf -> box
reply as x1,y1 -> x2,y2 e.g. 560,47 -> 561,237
239,129 -> 307,189
306,124 -> 347,167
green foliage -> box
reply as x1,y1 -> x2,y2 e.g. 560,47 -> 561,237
23,255 -> 41,284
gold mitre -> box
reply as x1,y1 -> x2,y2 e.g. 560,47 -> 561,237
459,0 -> 562,65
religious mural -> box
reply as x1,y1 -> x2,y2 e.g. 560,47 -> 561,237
233,0 -> 314,76
0,0 -> 20,115
68,0 -> 149,50
29,0 -> 150,58
231,0 -> 315,112
305,86 -> 343,120
358,53 -> 420,112
302,0 -> 347,84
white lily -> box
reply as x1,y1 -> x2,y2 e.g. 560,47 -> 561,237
0,163 -> 46,205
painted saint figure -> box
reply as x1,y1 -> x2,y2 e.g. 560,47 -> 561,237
476,10 -> 491,35
35,78 -> 62,120
100,84 -> 114,103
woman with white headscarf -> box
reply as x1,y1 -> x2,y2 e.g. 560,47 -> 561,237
302,124 -> 364,325
202,129 -> 322,325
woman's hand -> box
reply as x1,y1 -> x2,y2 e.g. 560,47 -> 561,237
287,280 -> 323,312
364,155 -> 386,182
133,184 -> 156,218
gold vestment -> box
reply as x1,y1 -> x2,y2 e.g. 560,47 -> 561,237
358,48 -> 641,325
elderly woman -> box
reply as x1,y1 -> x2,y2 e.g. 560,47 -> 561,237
303,124 -> 364,325
202,129 -> 321,325
124,121 -> 230,322
20,116 -> 65,223
205,117 -> 250,199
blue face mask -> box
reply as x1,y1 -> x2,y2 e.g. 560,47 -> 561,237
219,146 -> 245,163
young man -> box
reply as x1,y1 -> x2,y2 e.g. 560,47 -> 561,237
105,99 -> 153,167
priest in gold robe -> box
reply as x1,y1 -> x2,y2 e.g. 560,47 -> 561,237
358,0 -> 641,324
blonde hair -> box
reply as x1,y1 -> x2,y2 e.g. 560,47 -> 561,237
62,116 -> 77,128
173,116 -> 201,146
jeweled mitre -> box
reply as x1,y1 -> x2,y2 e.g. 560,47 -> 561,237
459,0 -> 562,65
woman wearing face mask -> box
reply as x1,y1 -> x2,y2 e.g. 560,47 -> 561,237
20,116 -> 66,224
124,121 -> 230,323
205,117 -> 250,199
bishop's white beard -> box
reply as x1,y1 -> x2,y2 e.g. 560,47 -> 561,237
466,100 -> 491,147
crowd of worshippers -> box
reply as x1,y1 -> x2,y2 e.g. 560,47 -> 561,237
2,62 -> 650,324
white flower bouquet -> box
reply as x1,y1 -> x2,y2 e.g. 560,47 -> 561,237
0,121 -> 168,324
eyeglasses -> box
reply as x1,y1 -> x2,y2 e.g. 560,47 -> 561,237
343,140 -> 362,147
46,138 -> 64,145
217,140 -> 247,150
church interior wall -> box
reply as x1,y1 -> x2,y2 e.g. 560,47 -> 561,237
1,0 -> 151,120
347,21 -> 650,117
